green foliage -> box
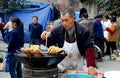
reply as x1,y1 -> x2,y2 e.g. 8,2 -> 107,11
96,0 -> 120,16
0,0 -> 31,13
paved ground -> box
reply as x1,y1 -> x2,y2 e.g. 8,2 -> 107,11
0,40 -> 120,78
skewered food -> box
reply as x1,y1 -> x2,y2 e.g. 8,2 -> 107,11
48,46 -> 64,55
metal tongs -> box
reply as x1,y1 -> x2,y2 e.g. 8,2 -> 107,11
45,34 -> 48,48
41,33 -> 48,53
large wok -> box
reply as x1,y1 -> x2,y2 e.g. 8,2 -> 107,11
15,50 -> 67,68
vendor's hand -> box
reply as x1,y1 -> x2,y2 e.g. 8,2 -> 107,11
41,31 -> 51,40
88,66 -> 97,76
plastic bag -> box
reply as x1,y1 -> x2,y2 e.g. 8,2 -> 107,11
2,53 -> 10,72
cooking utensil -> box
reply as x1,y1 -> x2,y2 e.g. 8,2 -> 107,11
15,50 -> 67,68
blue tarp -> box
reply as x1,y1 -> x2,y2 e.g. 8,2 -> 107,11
4,4 -> 53,42
0,3 -> 80,42
0,13 -> 4,20
75,11 -> 80,21
19,1 -> 46,8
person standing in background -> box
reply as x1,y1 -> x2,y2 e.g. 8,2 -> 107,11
101,15 -> 112,41
93,14 -> 104,62
4,17 -> 13,32
3,17 -> 13,43
29,16 -> 43,45
8,17 -> 24,78
105,16 -> 118,55
0,18 -> 6,41
78,13 -> 94,38
47,21 -> 54,32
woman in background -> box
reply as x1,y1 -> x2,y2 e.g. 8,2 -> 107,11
8,17 -> 24,78
0,18 -> 6,41
105,16 -> 118,55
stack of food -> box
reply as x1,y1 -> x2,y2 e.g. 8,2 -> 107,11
20,45 -> 44,56
48,46 -> 64,55
21,45 -> 64,57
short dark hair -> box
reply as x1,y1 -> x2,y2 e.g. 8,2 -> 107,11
60,8 -> 75,18
79,8 -> 87,18
104,15 -> 110,19
110,16 -> 117,22
32,16 -> 38,20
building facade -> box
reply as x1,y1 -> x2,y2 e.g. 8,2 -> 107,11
26,0 -> 98,19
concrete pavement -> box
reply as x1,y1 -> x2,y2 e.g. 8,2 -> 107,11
0,40 -> 120,78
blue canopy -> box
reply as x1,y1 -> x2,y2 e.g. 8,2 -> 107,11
4,4 -> 53,42
0,3 -> 80,42
19,1 -> 46,8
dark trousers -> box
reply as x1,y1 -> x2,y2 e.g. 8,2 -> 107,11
9,55 -> 22,78
94,37 -> 104,56
29,38 -> 41,46
4,30 -> 11,44
105,41 -> 117,55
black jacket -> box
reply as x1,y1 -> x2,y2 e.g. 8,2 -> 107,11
47,22 -> 93,56
8,27 -> 24,55
29,23 -> 43,39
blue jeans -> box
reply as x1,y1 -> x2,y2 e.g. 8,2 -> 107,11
9,55 -> 22,78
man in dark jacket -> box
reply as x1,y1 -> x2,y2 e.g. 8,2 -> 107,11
93,14 -> 104,61
41,8 -> 97,76
29,16 -> 43,45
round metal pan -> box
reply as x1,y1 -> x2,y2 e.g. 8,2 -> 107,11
15,50 -> 67,68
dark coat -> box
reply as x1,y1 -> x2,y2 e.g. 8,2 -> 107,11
93,20 -> 104,39
47,22 -> 93,56
29,23 -> 43,39
78,18 -> 94,37
8,28 -> 24,55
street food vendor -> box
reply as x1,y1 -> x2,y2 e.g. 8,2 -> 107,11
41,8 -> 96,76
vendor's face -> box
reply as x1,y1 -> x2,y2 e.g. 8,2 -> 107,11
60,13 -> 75,30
